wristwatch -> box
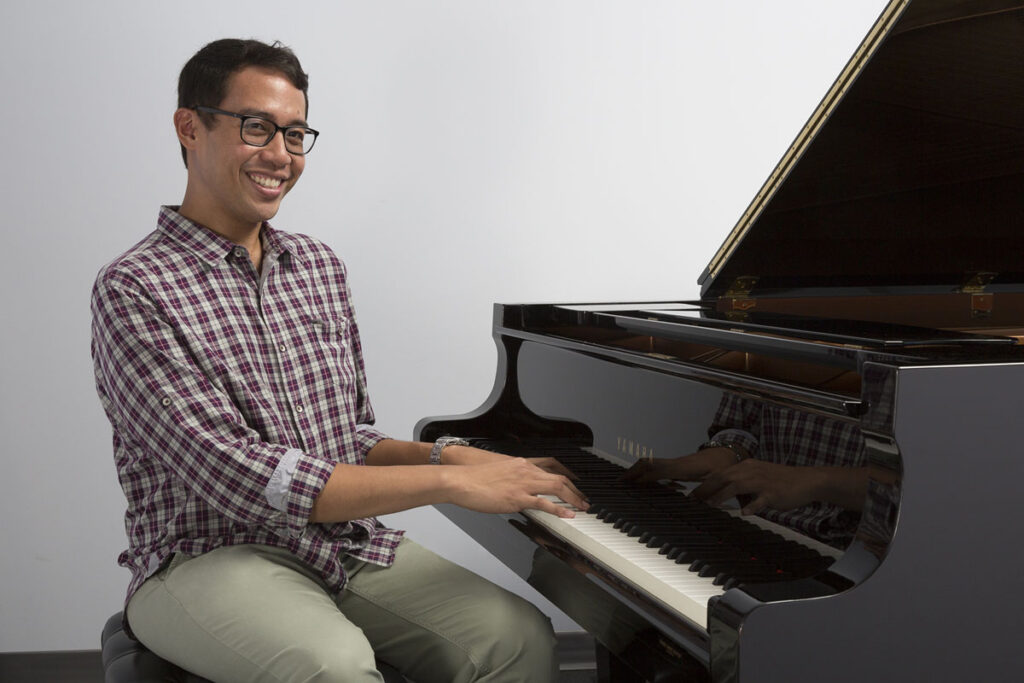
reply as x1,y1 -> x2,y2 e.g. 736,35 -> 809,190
699,439 -> 746,463
430,436 -> 469,465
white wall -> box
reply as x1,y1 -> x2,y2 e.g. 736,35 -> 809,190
0,0 -> 887,652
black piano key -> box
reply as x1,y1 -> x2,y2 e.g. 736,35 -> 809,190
474,439 -> 837,587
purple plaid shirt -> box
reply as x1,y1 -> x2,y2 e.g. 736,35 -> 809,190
709,393 -> 865,547
92,206 -> 403,611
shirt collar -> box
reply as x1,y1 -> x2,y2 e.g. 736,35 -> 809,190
156,206 -> 302,269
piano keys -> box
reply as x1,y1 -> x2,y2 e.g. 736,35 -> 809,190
472,440 -> 842,631
417,0 -> 1024,680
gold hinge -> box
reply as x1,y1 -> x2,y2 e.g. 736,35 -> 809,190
722,276 -> 758,321
960,271 -> 996,294
725,275 -> 759,298
960,272 -> 997,318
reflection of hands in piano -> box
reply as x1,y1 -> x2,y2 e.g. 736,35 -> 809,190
692,460 -> 868,516
619,446 -> 739,484
445,456 -> 590,519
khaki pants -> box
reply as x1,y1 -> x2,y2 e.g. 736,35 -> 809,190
127,537 -> 557,683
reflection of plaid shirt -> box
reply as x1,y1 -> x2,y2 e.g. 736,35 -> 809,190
709,393 -> 864,547
92,207 -> 402,617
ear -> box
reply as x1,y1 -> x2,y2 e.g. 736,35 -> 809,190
174,107 -> 200,151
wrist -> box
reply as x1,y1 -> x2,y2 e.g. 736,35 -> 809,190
699,440 -> 748,463
434,461 -> 460,504
430,436 -> 469,465
814,466 -> 868,511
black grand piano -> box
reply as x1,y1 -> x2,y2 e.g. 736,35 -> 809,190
416,1 -> 1024,680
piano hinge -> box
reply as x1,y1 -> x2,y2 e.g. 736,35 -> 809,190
960,271 -> 996,294
960,272 -> 996,319
722,276 -> 758,320
725,275 -> 758,298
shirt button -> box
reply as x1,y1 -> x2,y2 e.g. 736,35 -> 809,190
279,343 -> 287,352
295,405 -> 304,413
160,397 -> 171,406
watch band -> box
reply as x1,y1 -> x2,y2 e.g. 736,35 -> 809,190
430,436 -> 469,465
699,439 -> 746,463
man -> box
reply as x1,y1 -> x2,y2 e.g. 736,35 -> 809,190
91,38 -> 587,683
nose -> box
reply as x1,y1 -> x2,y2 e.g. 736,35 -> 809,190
260,130 -> 292,165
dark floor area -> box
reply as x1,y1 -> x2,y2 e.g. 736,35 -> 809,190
0,650 -> 598,683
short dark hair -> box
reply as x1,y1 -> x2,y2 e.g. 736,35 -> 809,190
177,38 -> 309,167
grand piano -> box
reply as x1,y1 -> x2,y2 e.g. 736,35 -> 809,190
416,1 -> 1024,680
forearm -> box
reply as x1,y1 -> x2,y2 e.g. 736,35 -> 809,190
364,439 -> 507,467
315,441 -> 522,521
311,447 -> 589,523
310,462 -> 454,522
813,466 -> 869,512
363,439 -> 432,466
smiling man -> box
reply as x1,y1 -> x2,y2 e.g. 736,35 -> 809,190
91,39 -> 584,683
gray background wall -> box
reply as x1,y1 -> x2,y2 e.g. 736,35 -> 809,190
0,0 -> 886,652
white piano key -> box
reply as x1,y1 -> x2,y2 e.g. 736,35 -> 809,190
524,497 -> 723,630
523,494 -> 841,631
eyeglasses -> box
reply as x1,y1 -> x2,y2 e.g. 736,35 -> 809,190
194,105 -> 319,155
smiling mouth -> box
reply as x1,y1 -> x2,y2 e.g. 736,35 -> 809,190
248,173 -> 284,189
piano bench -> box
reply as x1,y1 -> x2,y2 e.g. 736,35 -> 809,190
101,611 -> 409,682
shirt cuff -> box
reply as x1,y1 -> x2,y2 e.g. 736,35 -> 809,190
355,424 -> 389,459
265,448 -> 304,511
281,455 -> 336,539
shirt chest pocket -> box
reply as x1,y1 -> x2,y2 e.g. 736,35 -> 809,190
304,316 -> 358,397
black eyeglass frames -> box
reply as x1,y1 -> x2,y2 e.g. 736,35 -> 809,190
194,105 -> 319,155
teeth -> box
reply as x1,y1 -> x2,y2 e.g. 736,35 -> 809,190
249,174 -> 283,188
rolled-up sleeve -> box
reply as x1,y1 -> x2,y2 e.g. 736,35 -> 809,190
92,273 -> 332,538
707,393 -> 761,459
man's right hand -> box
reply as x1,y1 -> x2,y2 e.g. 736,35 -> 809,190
445,457 -> 589,519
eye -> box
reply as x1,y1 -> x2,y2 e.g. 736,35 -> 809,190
285,128 -> 306,142
243,119 -> 272,136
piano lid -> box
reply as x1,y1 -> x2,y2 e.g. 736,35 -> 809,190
699,0 -> 1024,301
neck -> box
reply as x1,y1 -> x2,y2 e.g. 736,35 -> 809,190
177,200 -> 264,272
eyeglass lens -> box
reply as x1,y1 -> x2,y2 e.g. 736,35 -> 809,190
241,118 -> 315,154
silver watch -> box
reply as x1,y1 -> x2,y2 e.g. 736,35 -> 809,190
699,439 -> 746,463
430,436 -> 469,465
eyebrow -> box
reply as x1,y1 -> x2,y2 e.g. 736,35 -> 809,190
238,108 -> 309,128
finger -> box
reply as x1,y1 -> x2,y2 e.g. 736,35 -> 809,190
531,458 -> 578,479
561,476 -> 587,499
740,494 -> 769,516
691,475 -> 728,500
530,495 -> 577,519
535,474 -> 589,511
619,461 -> 654,482
705,482 -> 743,507
558,483 -> 590,511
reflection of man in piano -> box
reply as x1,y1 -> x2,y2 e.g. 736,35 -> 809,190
625,393 -> 867,548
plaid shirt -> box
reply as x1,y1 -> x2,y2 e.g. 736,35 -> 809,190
709,393 -> 865,547
92,206 -> 403,611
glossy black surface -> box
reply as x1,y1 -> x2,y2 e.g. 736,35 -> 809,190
418,2 -> 1024,680
628,309 -> 1017,349
418,333 -> 884,680
700,0 -> 1024,298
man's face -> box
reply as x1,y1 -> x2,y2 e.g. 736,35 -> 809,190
184,65 -> 307,234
